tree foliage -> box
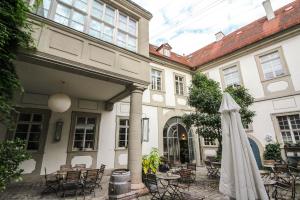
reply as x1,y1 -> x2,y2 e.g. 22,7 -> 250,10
183,72 -> 255,147
0,139 -> 31,191
0,0 -> 35,126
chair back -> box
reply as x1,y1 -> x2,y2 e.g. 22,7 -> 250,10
179,169 -> 192,179
145,174 -> 158,192
99,164 -> 106,173
60,164 -> 72,171
84,169 -> 99,182
204,160 -> 212,168
274,164 -> 289,173
65,170 -> 81,182
187,163 -> 196,171
74,164 -> 86,169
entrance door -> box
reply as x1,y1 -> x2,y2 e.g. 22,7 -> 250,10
163,117 -> 193,164
249,138 -> 262,169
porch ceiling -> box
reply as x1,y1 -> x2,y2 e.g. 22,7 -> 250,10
15,61 -> 126,101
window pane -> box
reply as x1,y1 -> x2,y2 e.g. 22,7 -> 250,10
127,36 -> 136,51
29,132 -> 40,141
74,0 -> 87,12
85,141 -> 94,149
71,11 -> 85,31
89,20 -> 102,38
60,0 -> 72,5
30,124 -> 41,133
223,66 -> 240,87
92,1 -> 103,19
117,31 -> 126,48
119,119 -> 127,126
55,4 -> 71,25
102,25 -> 113,42
27,142 -> 39,150
16,124 -> 29,132
118,14 -> 127,31
33,114 -> 43,122
19,113 -> 31,122
15,132 -> 27,140
260,51 -> 284,80
128,19 -> 136,35
104,7 -> 115,25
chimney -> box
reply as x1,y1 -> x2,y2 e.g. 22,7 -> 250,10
215,31 -> 225,41
263,0 -> 275,20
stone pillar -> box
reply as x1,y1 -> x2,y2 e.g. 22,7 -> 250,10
193,131 -> 202,166
128,85 -> 144,190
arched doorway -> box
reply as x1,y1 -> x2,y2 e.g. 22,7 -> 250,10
163,117 -> 194,164
248,138 -> 262,169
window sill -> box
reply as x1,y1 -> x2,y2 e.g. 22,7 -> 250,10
69,149 -> 98,153
115,147 -> 128,151
150,89 -> 166,94
261,74 -> 290,83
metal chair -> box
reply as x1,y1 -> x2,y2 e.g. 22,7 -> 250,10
178,169 -> 194,191
82,169 -> 99,199
96,164 -> 106,189
61,170 -> 82,198
144,174 -> 169,200
41,168 -> 59,196
204,160 -> 219,178
187,163 -> 196,181
60,164 -> 72,171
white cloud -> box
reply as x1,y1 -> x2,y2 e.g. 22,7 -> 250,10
133,0 -> 295,55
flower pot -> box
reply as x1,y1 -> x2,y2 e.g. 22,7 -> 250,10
264,159 -> 275,166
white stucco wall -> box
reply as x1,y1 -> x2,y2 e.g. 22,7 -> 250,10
142,105 -> 158,155
202,34 -> 300,149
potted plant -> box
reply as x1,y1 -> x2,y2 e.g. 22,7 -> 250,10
263,143 -> 282,165
142,148 -> 161,174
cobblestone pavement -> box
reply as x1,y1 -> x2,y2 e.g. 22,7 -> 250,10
0,167 -> 298,200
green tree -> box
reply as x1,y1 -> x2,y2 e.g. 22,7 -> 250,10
0,0 -> 36,126
183,72 -> 255,158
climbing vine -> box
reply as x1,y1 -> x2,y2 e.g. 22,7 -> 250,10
0,0 -> 36,127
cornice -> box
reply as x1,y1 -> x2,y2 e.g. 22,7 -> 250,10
114,0 -> 153,20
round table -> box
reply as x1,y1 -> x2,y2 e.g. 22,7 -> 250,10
157,173 -> 181,199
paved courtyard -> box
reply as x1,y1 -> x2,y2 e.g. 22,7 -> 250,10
0,167 -> 298,200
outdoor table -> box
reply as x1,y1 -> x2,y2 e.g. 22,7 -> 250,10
157,172 -> 181,199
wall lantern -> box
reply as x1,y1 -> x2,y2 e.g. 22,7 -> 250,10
54,120 -> 64,142
142,117 -> 149,142
48,93 -> 71,113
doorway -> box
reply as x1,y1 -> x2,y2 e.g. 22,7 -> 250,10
163,117 -> 194,164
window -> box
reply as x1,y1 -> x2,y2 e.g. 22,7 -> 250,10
72,113 -> 99,151
117,118 -> 129,148
277,114 -> 300,144
223,65 -> 241,87
54,1 -> 86,32
151,69 -> 162,91
163,49 -> 170,57
175,75 -> 184,95
259,51 -> 285,80
14,111 -> 47,151
33,0 -> 138,52
203,137 -> 216,146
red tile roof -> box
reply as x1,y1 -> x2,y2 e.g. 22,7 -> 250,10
149,44 -> 193,68
149,0 -> 300,69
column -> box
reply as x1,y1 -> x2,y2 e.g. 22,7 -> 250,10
128,85 -> 144,189
193,129 -> 202,166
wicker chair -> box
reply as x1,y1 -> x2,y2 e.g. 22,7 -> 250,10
61,170 -> 82,198
41,168 -> 59,196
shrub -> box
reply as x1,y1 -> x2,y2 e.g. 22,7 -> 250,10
142,148 -> 161,174
0,139 -> 31,191
263,143 -> 282,160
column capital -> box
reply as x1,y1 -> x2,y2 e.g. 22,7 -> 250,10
127,83 -> 148,93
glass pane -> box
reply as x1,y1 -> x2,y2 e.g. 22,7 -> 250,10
77,117 -> 86,125
60,0 -> 72,5
127,36 -> 136,51
117,31 -> 126,48
89,29 -> 101,38
119,119 -> 128,126
19,113 -> 31,122
33,114 -> 43,122
72,11 -> 85,24
54,15 -> 69,26
56,4 -> 71,18
75,134 -> 84,140
85,134 -> 94,140
102,25 -> 113,42
29,132 -> 40,141
27,142 -> 39,150
119,141 -> 125,147
87,117 -> 96,125
75,128 -> 84,133
74,0 -> 87,12
119,134 -> 126,140
104,7 -> 115,25
118,13 -> 127,31
15,132 -> 27,140
128,19 -> 136,35
90,19 -> 102,31
85,141 -> 94,149
92,1 -> 104,19
16,124 -> 29,132
30,124 -> 41,133
73,141 -> 83,148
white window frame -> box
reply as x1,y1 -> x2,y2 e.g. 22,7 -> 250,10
116,117 -> 130,149
174,74 -> 185,96
220,62 -> 243,89
151,69 -> 162,91
276,114 -> 300,144
202,136 -> 217,147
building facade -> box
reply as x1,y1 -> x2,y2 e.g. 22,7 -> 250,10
0,0 -> 300,185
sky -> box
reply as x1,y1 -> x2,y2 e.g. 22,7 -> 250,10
132,0 -> 295,55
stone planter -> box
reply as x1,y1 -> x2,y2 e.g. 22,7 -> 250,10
263,159 -> 275,166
